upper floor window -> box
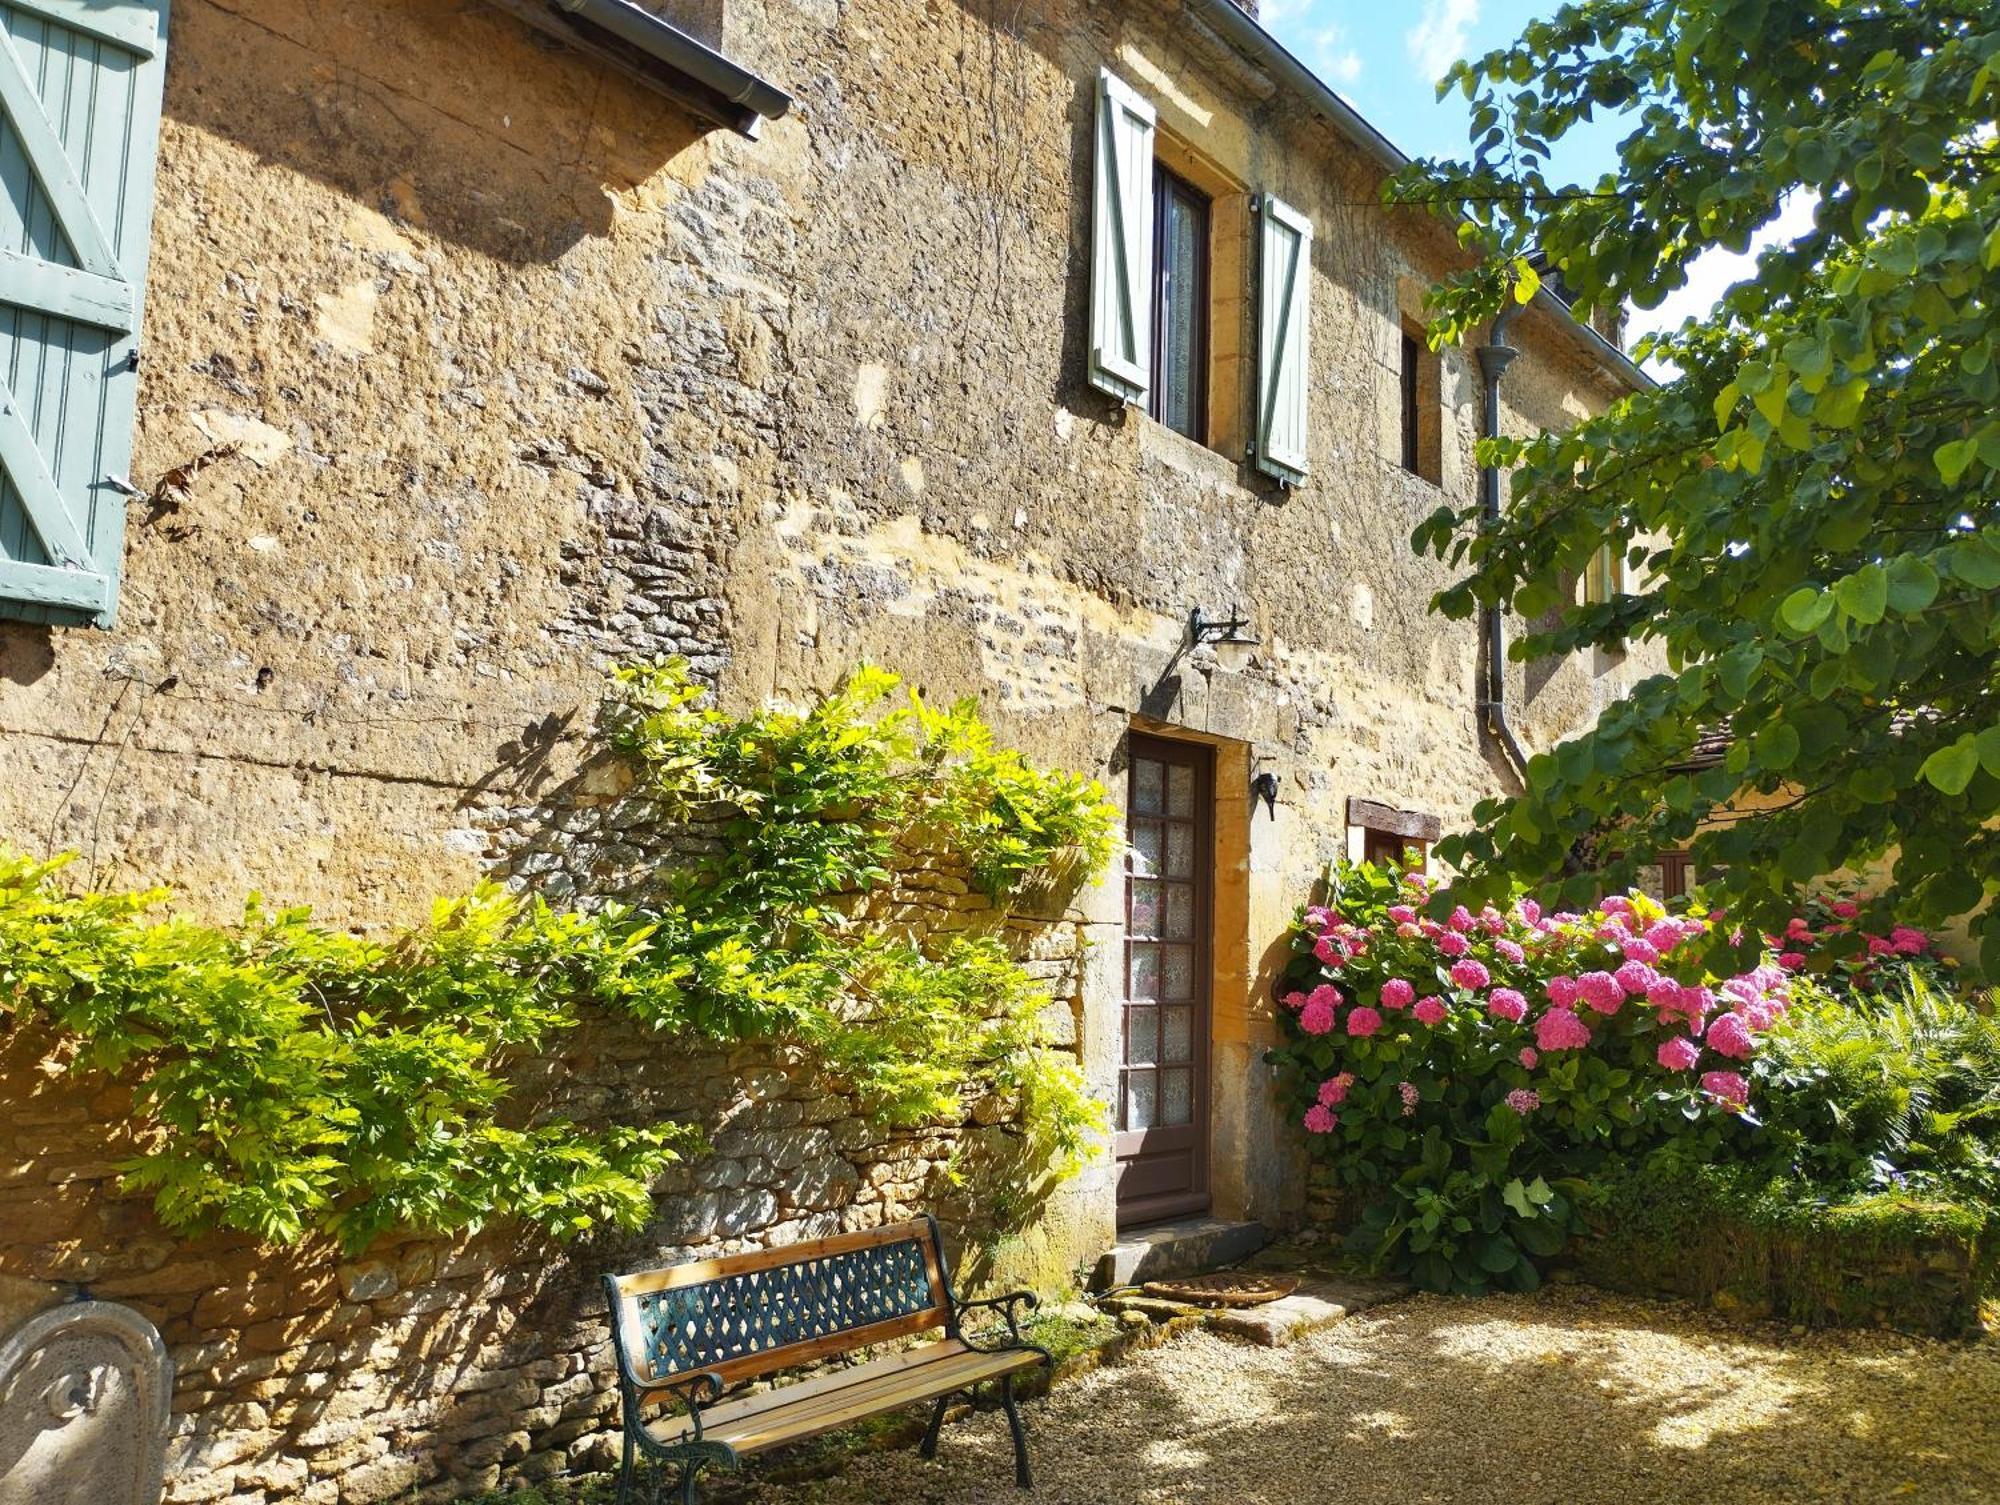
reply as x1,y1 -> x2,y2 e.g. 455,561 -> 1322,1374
1399,323 -> 1441,483
1150,164 -> 1211,442
1582,542 -> 1628,605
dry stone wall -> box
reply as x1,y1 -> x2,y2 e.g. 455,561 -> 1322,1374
0,859 -> 1083,1505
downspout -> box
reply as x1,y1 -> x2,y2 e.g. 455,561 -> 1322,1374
1476,303 -> 1533,786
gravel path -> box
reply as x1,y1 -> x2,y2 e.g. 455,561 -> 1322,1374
740,1286 -> 2000,1505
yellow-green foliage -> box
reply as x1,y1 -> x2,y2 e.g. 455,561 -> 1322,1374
0,661 -> 1116,1253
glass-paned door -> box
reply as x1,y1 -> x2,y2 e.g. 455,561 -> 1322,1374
1116,735 -> 1213,1226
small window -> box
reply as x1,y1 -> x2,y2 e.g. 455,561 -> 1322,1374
1398,324 -> 1441,483
1363,828 -> 1427,871
1150,164 -> 1211,441
1582,542 -> 1627,605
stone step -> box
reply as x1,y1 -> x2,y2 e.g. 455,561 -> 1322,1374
1204,1275 -> 1410,1347
1091,1216 -> 1268,1289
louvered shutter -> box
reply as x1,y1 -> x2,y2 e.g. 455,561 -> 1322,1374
0,0 -> 168,628
1087,67 -> 1154,405
1254,194 -> 1312,483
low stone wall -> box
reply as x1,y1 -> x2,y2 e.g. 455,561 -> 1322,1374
0,880 -> 1087,1504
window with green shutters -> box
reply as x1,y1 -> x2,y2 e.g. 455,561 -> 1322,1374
0,0 -> 169,629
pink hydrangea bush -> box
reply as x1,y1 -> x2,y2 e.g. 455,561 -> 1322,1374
1270,862 -> 1791,1294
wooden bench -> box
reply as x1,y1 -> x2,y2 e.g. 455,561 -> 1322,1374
603,1216 -> 1051,1502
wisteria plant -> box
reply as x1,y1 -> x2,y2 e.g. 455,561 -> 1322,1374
1271,863 -> 1792,1293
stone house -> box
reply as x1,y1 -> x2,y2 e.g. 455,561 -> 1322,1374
0,0 -> 1648,1496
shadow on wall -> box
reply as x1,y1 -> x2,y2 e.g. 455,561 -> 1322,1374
170,0 -> 710,264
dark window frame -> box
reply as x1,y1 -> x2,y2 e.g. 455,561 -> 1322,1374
1400,330 -> 1422,473
1149,162 -> 1211,442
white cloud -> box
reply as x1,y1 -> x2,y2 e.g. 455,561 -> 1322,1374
1407,0 -> 1480,85
1304,22 -> 1364,86
1627,194 -> 1818,377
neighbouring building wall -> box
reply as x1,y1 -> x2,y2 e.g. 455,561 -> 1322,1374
0,0 -> 1649,1499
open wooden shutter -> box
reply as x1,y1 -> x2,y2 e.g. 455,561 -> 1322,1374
0,0 -> 168,628
1254,194 -> 1311,483
1087,67 -> 1154,405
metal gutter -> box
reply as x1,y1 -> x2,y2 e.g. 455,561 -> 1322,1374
1184,0 -> 1653,394
491,0 -> 792,138
1477,303 -> 1535,787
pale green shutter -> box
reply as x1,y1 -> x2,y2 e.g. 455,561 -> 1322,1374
0,0 -> 168,628
1254,193 -> 1311,484
1087,67 -> 1154,405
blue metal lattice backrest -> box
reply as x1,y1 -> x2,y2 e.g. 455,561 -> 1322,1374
632,1230 -> 944,1384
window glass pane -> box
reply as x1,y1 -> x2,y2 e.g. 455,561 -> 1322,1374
1126,1071 -> 1157,1131
1132,758 -> 1164,815
1131,821 -> 1162,877
1129,879 -> 1162,939
1166,763 -> 1195,817
1165,822 -> 1193,877
1164,884 -> 1194,940
1163,1005 -> 1193,1064
1162,1067 -> 1192,1126
1162,943 -> 1194,999
1129,942 -> 1160,1000
1127,1006 -> 1159,1066
1150,168 -> 1208,441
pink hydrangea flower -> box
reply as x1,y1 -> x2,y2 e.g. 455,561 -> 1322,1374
1299,997 -> 1337,1035
1379,978 -> 1416,1010
1387,904 -> 1417,924
1646,976 -> 1682,1010
1656,1036 -> 1701,1071
1318,1072 -> 1354,1107
1777,951 -> 1806,971
1504,1088 -> 1541,1114
1644,919 -> 1684,955
1413,995 -> 1448,1026
1281,990 -> 1308,1010
1307,983 -> 1341,1011
1437,931 -> 1471,958
1831,899 -> 1860,920
1312,933 -> 1342,965
1621,937 -> 1660,965
1495,938 -> 1526,965
1488,988 -> 1529,1023
1701,1070 -> 1750,1108
1706,1011 -> 1755,1060
1601,895 -> 1636,920
1784,917 -> 1815,941
1596,922 -> 1631,945
1449,904 -> 1476,933
1578,970 -> 1626,1015
1535,1007 -> 1592,1051
1346,1006 -> 1383,1038
1546,975 -> 1581,1009
1398,1081 -> 1420,1115
1891,926 -> 1930,955
1516,898 -> 1543,926
1304,905 -> 1335,931
1303,1104 -> 1339,1134
1481,906 -> 1508,934
1448,959 -> 1491,991
1614,959 -> 1658,995
1396,921 -> 1423,939
1518,1047 -> 1539,1069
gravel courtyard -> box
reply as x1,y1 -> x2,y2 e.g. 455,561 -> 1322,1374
739,1286 -> 2000,1505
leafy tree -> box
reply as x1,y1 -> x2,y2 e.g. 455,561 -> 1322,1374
1399,0 -> 2000,971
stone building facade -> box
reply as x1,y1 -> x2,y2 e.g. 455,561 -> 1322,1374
0,0 -> 1648,1497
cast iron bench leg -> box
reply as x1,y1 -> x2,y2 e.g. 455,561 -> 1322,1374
1001,1373 -> 1032,1489
918,1395 -> 949,1460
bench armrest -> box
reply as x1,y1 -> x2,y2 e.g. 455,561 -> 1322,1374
956,1290 -> 1040,1351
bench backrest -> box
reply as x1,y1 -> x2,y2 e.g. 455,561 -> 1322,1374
605,1217 -> 956,1396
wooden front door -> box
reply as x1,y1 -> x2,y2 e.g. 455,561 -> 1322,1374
1116,735 -> 1213,1226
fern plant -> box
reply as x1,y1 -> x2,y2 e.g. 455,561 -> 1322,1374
1750,977 -> 2000,1204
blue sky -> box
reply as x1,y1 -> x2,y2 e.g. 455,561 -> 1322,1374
1259,0 -> 1629,180
1258,0 -> 1793,357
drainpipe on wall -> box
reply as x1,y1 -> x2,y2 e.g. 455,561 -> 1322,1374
1476,302 -> 1533,787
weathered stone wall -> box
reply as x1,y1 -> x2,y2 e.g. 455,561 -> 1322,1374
0,855 -> 1085,1505
0,0 -> 1655,1496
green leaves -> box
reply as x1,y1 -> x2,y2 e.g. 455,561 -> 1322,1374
1388,0 -> 2000,953
1919,736 -> 1980,796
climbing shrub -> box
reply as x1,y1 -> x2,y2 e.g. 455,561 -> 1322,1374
1270,863 -> 1785,1293
0,661 -> 1114,1253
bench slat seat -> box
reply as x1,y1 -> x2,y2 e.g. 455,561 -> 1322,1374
605,1216 -> 1050,1503
647,1338 -> 1044,1455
